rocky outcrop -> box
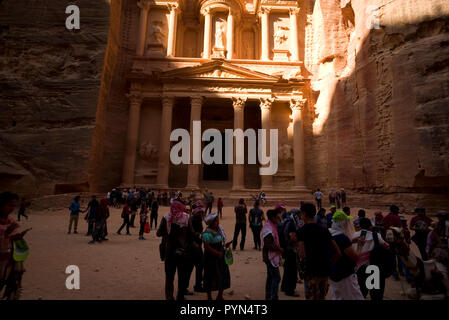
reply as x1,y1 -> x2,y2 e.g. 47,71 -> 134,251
0,0 -> 110,196
304,0 -> 449,210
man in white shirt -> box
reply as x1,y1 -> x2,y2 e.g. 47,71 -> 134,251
313,189 -> 323,209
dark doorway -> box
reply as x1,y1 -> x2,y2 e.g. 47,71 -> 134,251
202,132 -> 228,181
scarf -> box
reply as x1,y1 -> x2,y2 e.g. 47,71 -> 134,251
204,225 -> 226,246
166,200 -> 189,233
261,219 -> 282,267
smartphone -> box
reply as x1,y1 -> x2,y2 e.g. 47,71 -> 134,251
360,230 -> 367,238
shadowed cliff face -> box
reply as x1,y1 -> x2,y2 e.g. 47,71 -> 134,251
304,0 -> 449,209
0,0 -> 110,196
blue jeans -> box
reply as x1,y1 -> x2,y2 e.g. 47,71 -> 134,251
265,261 -> 281,300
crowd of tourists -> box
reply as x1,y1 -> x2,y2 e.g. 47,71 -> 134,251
1,187 -> 449,300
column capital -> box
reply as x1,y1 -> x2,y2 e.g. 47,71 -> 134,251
289,7 -> 300,16
232,97 -> 247,111
126,92 -> 143,105
290,96 -> 307,111
162,96 -> 175,107
259,7 -> 271,15
201,7 -> 211,16
259,97 -> 274,111
190,96 -> 203,107
167,3 -> 178,12
137,0 -> 151,11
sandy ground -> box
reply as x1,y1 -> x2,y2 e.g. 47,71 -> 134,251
16,205 -> 418,300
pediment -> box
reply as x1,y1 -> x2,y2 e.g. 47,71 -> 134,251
160,60 -> 281,82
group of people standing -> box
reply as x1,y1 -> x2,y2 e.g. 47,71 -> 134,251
313,188 -> 347,210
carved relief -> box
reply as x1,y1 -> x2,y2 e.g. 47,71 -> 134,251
149,20 -> 165,45
279,144 -> 293,160
214,18 -> 226,49
139,141 -> 158,161
273,25 -> 289,49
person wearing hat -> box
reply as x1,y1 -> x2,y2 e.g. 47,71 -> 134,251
202,213 -> 231,300
328,211 -> 365,300
275,202 -> 288,221
189,203 -> 206,292
410,207 -> 432,261
326,206 -> 337,229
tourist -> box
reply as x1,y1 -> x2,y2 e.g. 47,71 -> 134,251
217,197 -> 224,219
129,198 -> 138,228
249,200 -> 264,250
326,206 -> 336,229
138,202 -> 149,240
189,202 -> 205,292
336,190 -> 341,209
410,207 -> 432,261
353,218 -> 389,300
297,203 -> 341,300
372,211 -> 385,238
383,205 -> 402,230
68,195 -> 82,234
313,189 -> 323,210
232,198 -> 247,251
261,209 -> 284,300
328,211 -> 365,300
315,207 -> 327,229
90,198 -> 109,244
17,198 -> 29,221
353,209 -> 366,231
329,189 -> 336,206
0,192 -> 32,300
280,208 -> 301,297
150,199 -> 159,230
117,200 -> 131,235
341,189 -> 347,207
84,195 -> 99,236
343,206 -> 351,216
202,213 -> 231,300
156,200 -> 194,300
203,189 -> 214,215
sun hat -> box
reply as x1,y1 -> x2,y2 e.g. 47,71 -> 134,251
332,211 -> 353,223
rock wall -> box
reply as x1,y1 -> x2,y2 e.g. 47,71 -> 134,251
0,0 -> 110,197
304,0 -> 449,209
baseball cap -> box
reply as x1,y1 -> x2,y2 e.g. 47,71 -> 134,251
330,205 -> 336,209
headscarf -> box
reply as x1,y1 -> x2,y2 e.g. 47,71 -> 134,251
330,219 -> 354,238
192,200 -> 204,215
166,200 -> 189,233
261,218 -> 282,267
204,212 -> 226,245
204,212 -> 218,225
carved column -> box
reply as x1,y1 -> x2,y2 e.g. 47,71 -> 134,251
289,7 -> 300,61
122,93 -> 143,185
290,96 -> 307,188
202,8 -> 212,59
226,9 -> 234,59
259,97 -> 274,189
232,97 -> 246,190
166,4 -> 178,57
156,97 -> 174,188
186,97 -> 203,189
260,7 -> 270,61
137,0 -> 151,56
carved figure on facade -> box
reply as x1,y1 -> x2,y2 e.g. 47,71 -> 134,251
139,141 -> 159,161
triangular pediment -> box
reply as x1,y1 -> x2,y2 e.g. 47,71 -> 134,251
161,60 -> 281,82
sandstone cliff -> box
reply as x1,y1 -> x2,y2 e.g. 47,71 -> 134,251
304,0 -> 449,209
0,0 -> 110,196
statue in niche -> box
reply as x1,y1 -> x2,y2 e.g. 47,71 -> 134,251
279,144 -> 293,161
214,19 -> 226,49
150,20 -> 165,45
273,25 -> 289,49
139,141 -> 158,161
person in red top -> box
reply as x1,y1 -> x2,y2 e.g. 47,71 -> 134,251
217,198 -> 224,219
383,205 -> 403,230
410,207 -> 432,260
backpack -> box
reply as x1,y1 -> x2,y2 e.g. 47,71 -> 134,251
369,231 -> 395,278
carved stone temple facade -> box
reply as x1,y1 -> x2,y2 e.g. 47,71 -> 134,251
100,0 -> 313,197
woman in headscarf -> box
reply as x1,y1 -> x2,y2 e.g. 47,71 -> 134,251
202,212 -> 231,300
328,211 -> 365,300
0,192 -> 32,299
157,199 -> 194,300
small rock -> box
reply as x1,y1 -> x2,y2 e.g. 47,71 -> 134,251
94,268 -> 100,272
244,295 -> 251,300
227,290 -> 234,296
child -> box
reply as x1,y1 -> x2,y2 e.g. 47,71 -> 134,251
139,203 -> 148,240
